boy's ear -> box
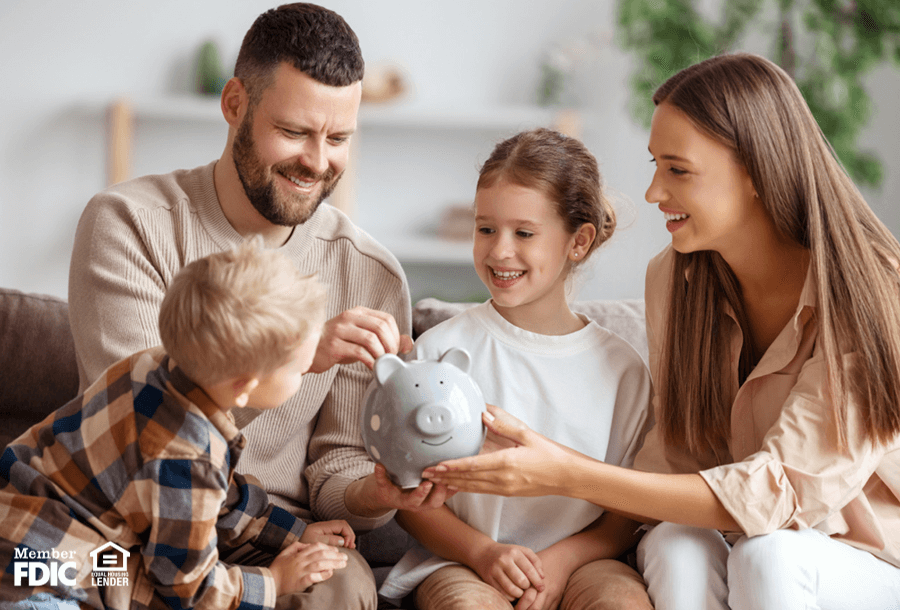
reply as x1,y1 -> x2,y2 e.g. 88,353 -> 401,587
233,377 -> 260,408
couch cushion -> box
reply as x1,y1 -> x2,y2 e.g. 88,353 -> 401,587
0,288 -> 79,447
412,298 -> 648,364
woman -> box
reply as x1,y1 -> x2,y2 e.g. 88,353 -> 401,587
423,53 -> 900,609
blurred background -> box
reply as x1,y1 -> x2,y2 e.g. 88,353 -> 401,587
1,0 -> 898,303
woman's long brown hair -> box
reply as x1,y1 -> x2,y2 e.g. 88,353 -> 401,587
654,53 -> 900,457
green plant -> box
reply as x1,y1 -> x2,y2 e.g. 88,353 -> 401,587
617,0 -> 900,187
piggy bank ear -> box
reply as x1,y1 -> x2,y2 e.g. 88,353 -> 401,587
439,348 -> 471,373
374,354 -> 406,385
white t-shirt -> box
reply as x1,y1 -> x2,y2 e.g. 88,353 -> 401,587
380,300 -> 653,599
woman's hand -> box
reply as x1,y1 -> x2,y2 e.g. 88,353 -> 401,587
422,405 -> 577,497
479,404 -> 527,454
472,541 -> 545,602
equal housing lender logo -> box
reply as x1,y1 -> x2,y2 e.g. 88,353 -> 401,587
13,542 -> 131,588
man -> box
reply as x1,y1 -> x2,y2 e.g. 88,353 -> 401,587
68,4 -> 450,608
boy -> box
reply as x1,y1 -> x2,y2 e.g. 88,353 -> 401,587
0,239 -> 352,609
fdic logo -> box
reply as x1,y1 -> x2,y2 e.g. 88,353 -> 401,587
13,542 -> 131,587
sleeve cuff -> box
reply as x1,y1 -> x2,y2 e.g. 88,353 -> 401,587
317,473 -> 397,532
699,452 -> 801,537
240,566 -> 278,610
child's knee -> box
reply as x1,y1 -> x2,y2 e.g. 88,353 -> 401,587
562,559 -> 652,610
415,565 -> 512,610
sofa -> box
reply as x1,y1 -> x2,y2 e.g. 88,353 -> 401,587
0,287 -> 647,587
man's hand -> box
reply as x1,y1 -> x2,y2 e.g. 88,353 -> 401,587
344,463 -> 456,518
300,519 -> 356,549
309,306 -> 413,373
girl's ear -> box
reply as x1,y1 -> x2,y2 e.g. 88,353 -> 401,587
233,377 -> 260,408
570,223 -> 597,261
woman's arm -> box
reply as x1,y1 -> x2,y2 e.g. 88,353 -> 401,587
424,406 -> 740,532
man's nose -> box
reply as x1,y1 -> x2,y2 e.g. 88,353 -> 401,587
299,139 -> 329,176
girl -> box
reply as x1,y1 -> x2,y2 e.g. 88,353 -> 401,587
380,128 -> 655,610
423,53 -> 900,610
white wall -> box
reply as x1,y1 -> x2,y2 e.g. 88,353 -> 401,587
1,0 -> 898,302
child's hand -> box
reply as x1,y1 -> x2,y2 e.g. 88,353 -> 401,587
514,546 -> 574,610
300,519 -> 356,549
268,541 -> 348,596
472,542 -> 545,601
514,567 -> 565,610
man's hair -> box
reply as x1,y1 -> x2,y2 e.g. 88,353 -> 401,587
159,237 -> 327,386
235,2 -> 364,105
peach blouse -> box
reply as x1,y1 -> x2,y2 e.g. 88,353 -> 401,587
634,245 -> 900,568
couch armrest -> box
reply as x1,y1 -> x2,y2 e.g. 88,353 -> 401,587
0,288 -> 79,446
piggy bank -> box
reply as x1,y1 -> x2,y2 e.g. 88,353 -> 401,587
360,348 -> 486,488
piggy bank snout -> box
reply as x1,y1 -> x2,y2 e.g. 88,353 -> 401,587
413,403 -> 455,436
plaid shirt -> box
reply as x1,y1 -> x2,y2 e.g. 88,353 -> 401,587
0,347 -> 306,609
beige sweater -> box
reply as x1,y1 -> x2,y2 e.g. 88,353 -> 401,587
68,161 -> 411,531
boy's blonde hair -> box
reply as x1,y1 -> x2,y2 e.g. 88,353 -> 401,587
159,237 -> 327,386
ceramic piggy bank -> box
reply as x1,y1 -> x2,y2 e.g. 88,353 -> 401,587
360,348 -> 486,488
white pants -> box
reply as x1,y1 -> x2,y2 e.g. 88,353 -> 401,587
636,522 -> 900,610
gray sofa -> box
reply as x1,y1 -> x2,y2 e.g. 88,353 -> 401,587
0,288 -> 647,582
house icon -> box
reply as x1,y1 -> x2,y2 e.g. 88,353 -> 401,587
90,541 -> 130,572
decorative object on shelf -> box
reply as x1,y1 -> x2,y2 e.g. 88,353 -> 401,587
195,40 -> 230,96
361,64 -> 408,104
438,204 -> 476,242
536,31 -> 612,108
617,0 -> 900,188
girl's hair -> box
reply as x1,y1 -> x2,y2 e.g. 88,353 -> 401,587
654,52 -> 900,456
477,128 -> 616,262
159,237 -> 327,387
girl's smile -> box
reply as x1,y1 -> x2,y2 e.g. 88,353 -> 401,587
489,267 -> 526,286
473,179 -> 585,334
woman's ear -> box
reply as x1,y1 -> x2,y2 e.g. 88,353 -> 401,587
233,377 -> 260,408
570,223 -> 597,261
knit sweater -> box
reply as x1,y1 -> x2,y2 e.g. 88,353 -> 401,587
68,161 -> 411,531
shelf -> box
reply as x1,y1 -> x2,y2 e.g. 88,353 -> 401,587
112,95 -> 562,131
377,234 -> 473,265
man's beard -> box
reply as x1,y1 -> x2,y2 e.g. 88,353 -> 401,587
232,113 -> 340,227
